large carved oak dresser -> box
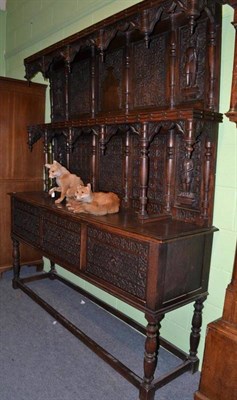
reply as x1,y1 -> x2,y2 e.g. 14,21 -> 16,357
10,1 -> 226,399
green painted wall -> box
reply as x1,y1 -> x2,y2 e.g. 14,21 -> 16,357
4,0 -> 237,367
0,9 -> 6,75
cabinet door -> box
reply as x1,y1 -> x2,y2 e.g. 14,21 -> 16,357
0,78 -> 46,272
0,79 -> 45,179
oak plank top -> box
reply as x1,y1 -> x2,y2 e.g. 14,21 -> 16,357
11,191 -> 216,243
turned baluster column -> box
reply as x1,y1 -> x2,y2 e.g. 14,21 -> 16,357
43,129 -> 53,192
12,239 -> 20,289
91,45 -> 96,118
139,314 -> 164,400
165,128 -> 175,213
91,129 -> 98,191
139,122 -> 149,219
124,32 -> 131,114
203,138 -> 212,222
66,127 -> 73,169
226,5 -> 237,122
169,13 -> 177,109
99,124 -> 106,155
189,296 -> 206,372
65,51 -> 70,121
208,20 -> 217,110
124,129 -> 131,208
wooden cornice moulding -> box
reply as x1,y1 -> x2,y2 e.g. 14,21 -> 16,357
28,108 -> 223,135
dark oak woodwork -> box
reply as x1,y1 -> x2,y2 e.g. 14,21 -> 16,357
25,0 -> 223,227
0,77 -> 46,275
9,1 -> 234,399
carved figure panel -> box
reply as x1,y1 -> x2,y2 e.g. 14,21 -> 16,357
179,19 -> 208,104
175,133 -> 202,209
173,120 -> 218,226
87,226 -> 149,299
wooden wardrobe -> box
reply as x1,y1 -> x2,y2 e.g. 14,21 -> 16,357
0,77 -> 46,275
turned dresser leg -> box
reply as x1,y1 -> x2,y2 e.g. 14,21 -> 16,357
189,296 -> 206,372
139,314 -> 164,400
12,239 -> 20,289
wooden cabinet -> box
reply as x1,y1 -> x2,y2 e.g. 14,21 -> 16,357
0,77 -> 46,275
11,191 -> 215,400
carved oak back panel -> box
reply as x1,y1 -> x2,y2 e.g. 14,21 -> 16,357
25,0 -> 223,227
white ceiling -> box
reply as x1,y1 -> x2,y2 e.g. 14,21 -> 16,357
0,0 -> 6,11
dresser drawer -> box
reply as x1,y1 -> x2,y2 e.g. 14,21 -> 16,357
42,211 -> 81,268
86,225 -> 149,300
12,198 -> 41,247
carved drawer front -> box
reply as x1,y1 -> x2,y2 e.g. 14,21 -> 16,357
42,212 -> 81,267
12,199 -> 41,247
86,226 -> 149,300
